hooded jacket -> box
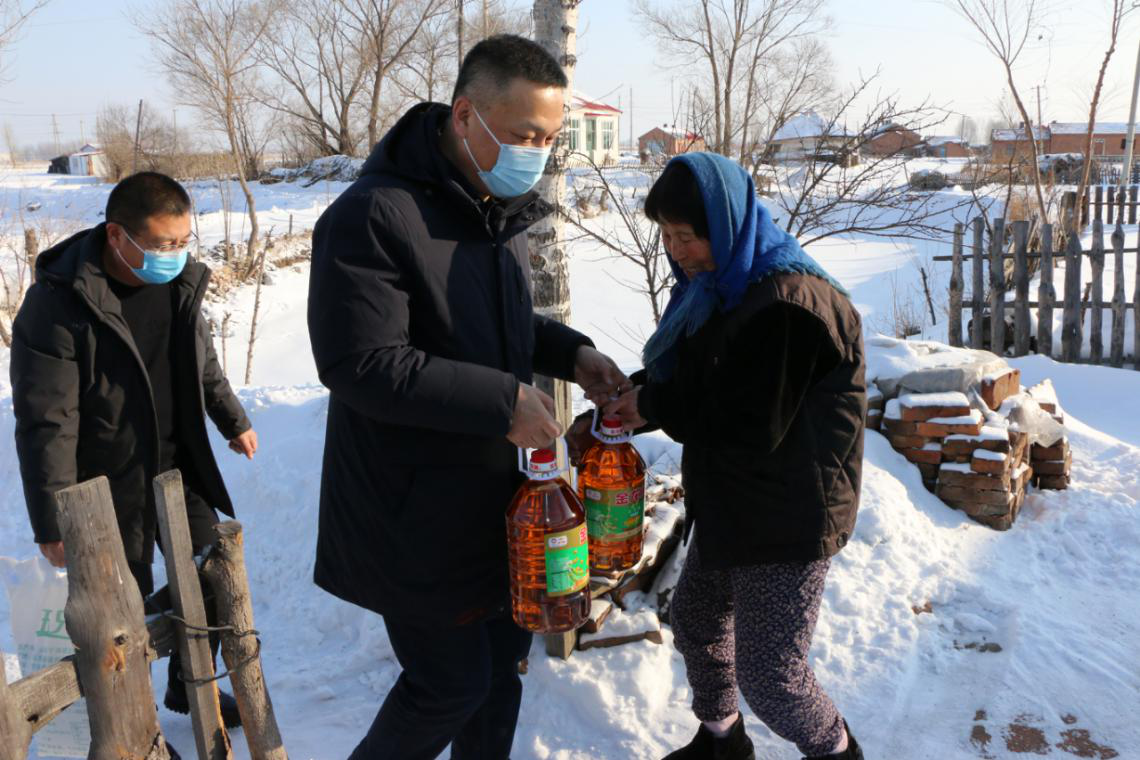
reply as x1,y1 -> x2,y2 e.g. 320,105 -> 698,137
307,103 -> 592,625
10,224 -> 250,562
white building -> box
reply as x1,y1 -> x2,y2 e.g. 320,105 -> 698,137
67,144 -> 108,177
566,92 -> 622,166
766,111 -> 853,162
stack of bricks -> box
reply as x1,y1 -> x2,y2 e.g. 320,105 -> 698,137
980,368 -> 1021,410
882,391 -> 981,493
866,387 -> 884,432
1030,438 -> 1071,490
938,427 -> 1033,530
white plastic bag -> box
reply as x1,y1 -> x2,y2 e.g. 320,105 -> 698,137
1,555 -> 90,758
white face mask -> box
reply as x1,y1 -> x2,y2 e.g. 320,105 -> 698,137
462,105 -> 552,198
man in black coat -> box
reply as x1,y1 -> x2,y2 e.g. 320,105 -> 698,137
307,35 -> 627,759
10,172 -> 257,736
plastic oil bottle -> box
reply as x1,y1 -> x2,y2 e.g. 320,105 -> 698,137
506,444 -> 591,633
578,413 -> 647,575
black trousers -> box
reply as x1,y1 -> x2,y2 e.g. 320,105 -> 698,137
348,614 -> 533,760
128,486 -> 221,696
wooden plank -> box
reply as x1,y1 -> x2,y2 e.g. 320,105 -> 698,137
1090,219 -> 1105,364
5,615 -> 174,742
1095,184 -> 1104,223
971,217 -> 985,349
544,631 -> 577,659
154,470 -> 231,760
1038,223 -> 1055,358
949,222 -> 964,347
1062,232 -> 1083,363
1,664 -> 31,760
990,217 -> 1006,354
1107,187 -> 1115,225
201,522 -> 288,760
1013,220 -> 1031,356
54,477 -> 170,760
1111,225 -> 1127,367
1131,185 -> 1138,225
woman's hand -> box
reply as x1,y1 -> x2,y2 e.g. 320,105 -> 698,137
229,429 -> 259,459
604,387 -> 647,432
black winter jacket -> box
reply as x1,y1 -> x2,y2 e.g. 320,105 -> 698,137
307,103 -> 592,625
636,272 -> 866,568
10,225 -> 250,562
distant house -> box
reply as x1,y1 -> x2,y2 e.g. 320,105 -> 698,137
48,144 -> 108,177
921,136 -> 971,158
990,122 -> 1139,164
990,125 -> 1050,164
866,123 -> 922,157
765,111 -> 854,163
637,127 -> 707,162
567,92 -> 622,166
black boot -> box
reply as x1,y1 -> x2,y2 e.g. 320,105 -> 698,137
663,713 -> 756,760
164,683 -> 243,729
803,720 -> 863,760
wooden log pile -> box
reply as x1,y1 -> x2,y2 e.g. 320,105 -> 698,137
870,365 -> 1071,531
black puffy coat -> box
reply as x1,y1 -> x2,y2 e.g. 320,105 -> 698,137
636,272 -> 866,568
307,103 -> 591,625
10,224 -> 250,562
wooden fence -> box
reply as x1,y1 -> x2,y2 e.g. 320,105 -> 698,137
1079,184 -> 1140,227
942,217 -> 1140,368
1,472 -> 286,760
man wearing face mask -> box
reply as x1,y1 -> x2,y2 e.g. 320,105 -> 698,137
10,172 -> 257,746
308,34 -> 628,760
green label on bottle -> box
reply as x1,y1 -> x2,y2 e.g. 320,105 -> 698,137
544,523 -> 589,597
584,483 -> 645,545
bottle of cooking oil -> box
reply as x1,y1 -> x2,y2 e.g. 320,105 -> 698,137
506,445 -> 590,633
578,413 -> 647,575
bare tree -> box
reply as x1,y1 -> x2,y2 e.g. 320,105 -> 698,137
771,77 -> 974,246
140,0 -> 275,275
1073,0 -> 1134,232
0,0 -> 48,82
635,0 -> 829,157
530,0 -> 579,426
343,0 -> 451,151
951,0 -> 1049,224
392,8 -> 456,103
257,0 -> 371,156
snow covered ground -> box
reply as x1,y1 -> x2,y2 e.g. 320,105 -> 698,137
1,165 -> 1138,759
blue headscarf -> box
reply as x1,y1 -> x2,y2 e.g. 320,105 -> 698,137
642,152 -> 847,381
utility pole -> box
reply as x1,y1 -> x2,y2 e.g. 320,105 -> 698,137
79,119 -> 85,146
173,108 -> 178,155
132,99 -> 144,173
629,86 -> 633,155
1120,39 -> 1140,195
51,113 -> 61,155
456,0 -> 465,65
482,0 -> 488,38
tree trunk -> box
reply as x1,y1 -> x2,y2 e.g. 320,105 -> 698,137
530,0 -> 579,427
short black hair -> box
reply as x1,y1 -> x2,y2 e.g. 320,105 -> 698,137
644,161 -> 709,240
452,34 -> 568,105
105,172 -> 192,233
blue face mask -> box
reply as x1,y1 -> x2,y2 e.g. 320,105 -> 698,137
114,230 -> 190,285
463,105 -> 552,198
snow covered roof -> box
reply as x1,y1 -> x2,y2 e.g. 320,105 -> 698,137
992,125 -> 1048,141
924,135 -> 967,146
1049,121 -> 1139,135
571,90 -> 621,114
772,111 -> 852,141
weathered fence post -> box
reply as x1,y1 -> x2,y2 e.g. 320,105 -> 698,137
1135,226 -> 1140,369
1090,219 -> 1105,363
23,228 -> 37,286
990,217 -> 1006,354
1107,188 -> 1116,225
1062,233 -> 1084,363
54,477 -> 170,760
971,218 -> 985,349
1111,225 -> 1127,367
0,669 -> 31,760
1013,220 -> 1031,356
949,222 -> 964,347
1095,185 -> 1104,224
1130,185 -> 1138,225
154,471 -> 231,760
201,522 -> 288,760
1038,223 -> 1055,358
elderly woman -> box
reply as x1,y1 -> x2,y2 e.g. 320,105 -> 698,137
605,153 -> 866,760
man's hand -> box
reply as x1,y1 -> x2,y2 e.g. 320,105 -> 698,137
604,387 -> 647,432
565,413 -> 594,466
228,429 -> 258,459
507,383 -> 562,450
574,346 -> 632,407
39,541 -> 66,568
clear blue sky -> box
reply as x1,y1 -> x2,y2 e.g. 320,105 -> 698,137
2,0 -> 1137,148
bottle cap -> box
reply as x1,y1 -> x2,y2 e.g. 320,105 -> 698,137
529,448 -> 559,477
601,415 -> 625,436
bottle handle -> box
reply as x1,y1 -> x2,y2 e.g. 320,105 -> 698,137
518,436 -> 573,484
592,405 -> 633,444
